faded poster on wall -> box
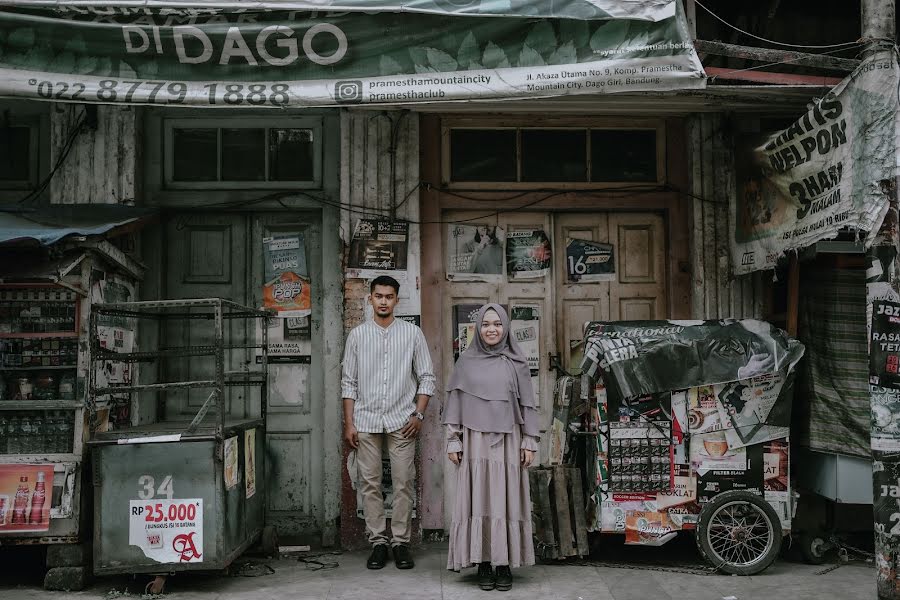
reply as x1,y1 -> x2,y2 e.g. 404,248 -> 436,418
346,219 -> 409,279
731,51 -> 898,275
263,234 -> 311,317
257,315 -> 312,364
447,224 -> 505,282
566,239 -> 615,282
0,464 -> 54,532
871,386 -> 900,452
224,436 -> 239,490
244,428 -> 257,499
763,439 -> 789,502
506,229 -> 551,279
715,373 -> 790,449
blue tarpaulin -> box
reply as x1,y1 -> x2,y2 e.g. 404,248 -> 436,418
0,206 -> 155,246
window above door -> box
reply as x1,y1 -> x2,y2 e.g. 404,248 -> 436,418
442,117 -> 665,189
163,117 -> 322,189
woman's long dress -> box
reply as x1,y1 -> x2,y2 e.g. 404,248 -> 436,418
446,424 -> 536,570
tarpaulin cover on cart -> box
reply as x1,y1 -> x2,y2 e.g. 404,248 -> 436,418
580,319 -> 805,399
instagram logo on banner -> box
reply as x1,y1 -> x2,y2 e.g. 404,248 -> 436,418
334,80 -> 363,104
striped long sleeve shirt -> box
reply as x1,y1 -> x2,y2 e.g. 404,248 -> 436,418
341,318 -> 436,433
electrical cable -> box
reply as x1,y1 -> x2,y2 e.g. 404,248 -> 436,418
17,108 -> 87,205
694,0 -> 862,50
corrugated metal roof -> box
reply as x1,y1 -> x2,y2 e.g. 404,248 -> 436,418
0,205 -> 156,246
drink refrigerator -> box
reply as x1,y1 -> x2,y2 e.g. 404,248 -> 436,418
0,246 -> 145,590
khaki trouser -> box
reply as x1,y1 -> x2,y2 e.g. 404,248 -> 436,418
357,429 -> 416,547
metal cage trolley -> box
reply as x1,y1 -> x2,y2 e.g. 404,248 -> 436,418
87,298 -> 274,583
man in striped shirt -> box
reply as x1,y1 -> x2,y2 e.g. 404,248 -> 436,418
341,275 -> 435,570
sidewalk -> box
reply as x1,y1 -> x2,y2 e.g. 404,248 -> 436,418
0,542 -> 875,600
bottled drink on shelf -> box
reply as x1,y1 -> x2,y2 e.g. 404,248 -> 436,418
7,415 -> 22,454
11,476 -> 29,524
59,415 -> 73,453
29,471 -> 46,525
19,415 -> 34,454
0,414 -> 7,454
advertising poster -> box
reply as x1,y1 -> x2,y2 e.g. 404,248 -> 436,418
506,229 -> 551,279
128,499 -> 204,564
871,385 -> 900,452
257,315 -> 312,364
687,385 -> 724,434
446,224 -> 505,282
510,305 -> 540,374
624,510 -> 678,546
224,436 -> 239,491
690,431 -> 747,476
346,219 -> 409,279
262,234 -> 311,318
244,429 -> 257,499
763,439 -> 789,502
0,464 -> 53,533
566,239 -> 616,282
871,300 -> 900,390
696,444 -> 763,504
731,51 -> 897,275
715,374 -> 790,448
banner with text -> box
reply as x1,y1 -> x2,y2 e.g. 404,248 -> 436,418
731,51 -> 898,275
0,2 -> 703,106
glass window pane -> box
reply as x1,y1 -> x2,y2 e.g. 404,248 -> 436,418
222,128 -> 265,181
269,128 -> 314,181
450,129 -> 516,182
0,127 -> 30,182
591,130 -> 658,182
521,129 -> 587,182
173,128 -> 217,181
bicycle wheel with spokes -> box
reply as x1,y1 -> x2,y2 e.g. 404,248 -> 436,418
696,490 -> 783,575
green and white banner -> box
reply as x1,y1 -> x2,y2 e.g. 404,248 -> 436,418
731,51 -> 898,275
0,1 -> 704,107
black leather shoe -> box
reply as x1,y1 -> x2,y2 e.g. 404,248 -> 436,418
477,562 -> 495,591
392,544 -> 415,569
495,565 -> 512,591
366,544 -> 389,569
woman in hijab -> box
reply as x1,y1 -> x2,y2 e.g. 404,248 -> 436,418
444,303 -> 539,591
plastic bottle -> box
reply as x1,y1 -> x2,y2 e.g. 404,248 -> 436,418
7,415 -> 21,454
11,476 -> 29,524
28,471 -> 45,525
19,415 -> 34,453
59,415 -> 73,453
0,414 -> 7,454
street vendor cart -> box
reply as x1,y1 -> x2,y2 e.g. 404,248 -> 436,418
87,298 -> 274,590
573,319 -> 804,575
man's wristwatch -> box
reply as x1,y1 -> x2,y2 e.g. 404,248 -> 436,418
411,411 -> 425,421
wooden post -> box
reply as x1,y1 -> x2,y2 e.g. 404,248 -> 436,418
861,1 -> 898,598
786,254 -> 800,338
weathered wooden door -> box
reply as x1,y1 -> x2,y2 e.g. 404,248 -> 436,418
554,212 -> 667,372
161,212 -> 324,539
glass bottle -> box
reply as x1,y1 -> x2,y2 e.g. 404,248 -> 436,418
7,415 -> 21,454
19,414 -> 34,453
59,414 -> 73,453
0,414 -> 7,454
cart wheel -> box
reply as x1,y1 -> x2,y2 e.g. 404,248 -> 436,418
796,531 -> 830,565
696,490 -> 782,575
260,525 -> 279,558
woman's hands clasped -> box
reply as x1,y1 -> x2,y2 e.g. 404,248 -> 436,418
448,451 -> 462,465
520,449 -> 535,468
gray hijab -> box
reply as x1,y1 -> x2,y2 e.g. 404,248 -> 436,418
445,303 -> 536,407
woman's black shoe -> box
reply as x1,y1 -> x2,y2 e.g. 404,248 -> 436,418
366,544 -> 389,569
477,562 -> 495,590
495,566 -> 512,591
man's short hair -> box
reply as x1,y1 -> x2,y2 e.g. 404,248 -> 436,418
371,275 -> 400,295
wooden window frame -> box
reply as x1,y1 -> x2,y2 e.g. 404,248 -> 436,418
163,116 -> 323,190
441,116 -> 666,190
0,118 -> 40,191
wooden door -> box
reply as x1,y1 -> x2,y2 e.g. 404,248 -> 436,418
554,212 -> 667,372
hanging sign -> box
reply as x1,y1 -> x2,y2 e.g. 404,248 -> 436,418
128,499 -> 204,563
731,51 -> 898,275
262,234 -> 311,317
0,3 -> 703,107
566,239 -> 615,282
506,229 -> 551,280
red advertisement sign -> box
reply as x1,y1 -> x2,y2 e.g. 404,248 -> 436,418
0,464 -> 53,533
